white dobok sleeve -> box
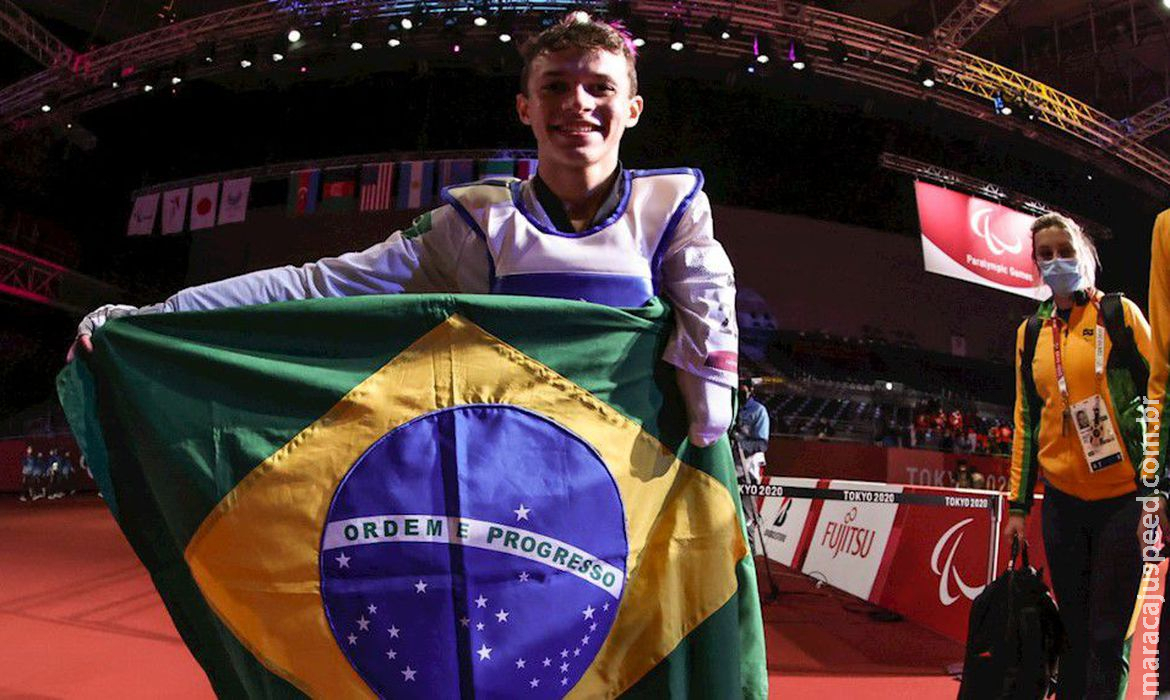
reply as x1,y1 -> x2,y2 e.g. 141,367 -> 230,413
659,190 -> 739,389
162,204 -> 490,312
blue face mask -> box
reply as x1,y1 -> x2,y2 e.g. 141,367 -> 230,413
1038,257 -> 1084,296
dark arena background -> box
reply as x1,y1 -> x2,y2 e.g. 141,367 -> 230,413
2,1 -> 1170,697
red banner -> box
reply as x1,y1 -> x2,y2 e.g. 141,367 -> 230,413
916,181 -> 1046,299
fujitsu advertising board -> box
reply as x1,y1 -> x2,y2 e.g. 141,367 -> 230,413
916,181 -> 1047,300
801,481 -> 902,599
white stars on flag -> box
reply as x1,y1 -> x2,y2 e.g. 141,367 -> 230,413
603,602 -> 610,612
513,504 -> 531,521
475,595 -> 489,608
542,657 -> 552,667
516,658 -> 527,669
388,625 -> 400,638
518,571 -> 530,582
495,609 -> 510,623
335,552 -> 350,568
581,634 -> 590,645
476,622 -> 485,631
562,677 -> 569,686
529,678 -> 540,688
402,666 -> 417,682
582,605 -> 596,620
561,649 -> 569,659
460,617 -> 471,627
347,633 -> 358,645
367,603 -> 377,615
560,662 -> 569,673
589,622 -> 597,632
414,579 -> 428,594
356,615 -> 370,631
476,644 -> 493,661
573,648 -> 581,657
386,649 -> 397,660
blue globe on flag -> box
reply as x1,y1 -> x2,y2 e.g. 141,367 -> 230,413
320,404 -> 628,698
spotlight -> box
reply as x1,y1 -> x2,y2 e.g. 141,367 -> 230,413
498,14 -> 514,42
915,62 -> 935,88
1164,0 -> 1170,8
272,45 -> 285,62
239,43 -> 256,69
105,67 -> 122,89
828,40 -> 848,65
143,73 -> 156,92
788,40 -> 807,70
350,40 -> 364,51
472,5 -> 489,27
703,15 -> 730,41
669,20 -> 686,51
287,28 -> 301,43
993,90 -> 1011,116
388,37 -> 401,47
754,35 -> 772,64
40,96 -> 53,113
170,62 -> 186,85
626,17 -> 647,48
197,41 -> 216,64
401,17 -> 414,30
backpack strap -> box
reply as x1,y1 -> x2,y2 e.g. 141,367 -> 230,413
1099,292 -> 1149,393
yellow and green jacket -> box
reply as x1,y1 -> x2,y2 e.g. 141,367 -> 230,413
1009,291 -> 1152,513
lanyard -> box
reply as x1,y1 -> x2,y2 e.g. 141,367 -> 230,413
1050,300 -> 1105,418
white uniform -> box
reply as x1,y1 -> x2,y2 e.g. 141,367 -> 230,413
133,169 -> 739,387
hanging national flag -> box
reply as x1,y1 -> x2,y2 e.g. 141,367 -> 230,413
437,159 -> 475,190
477,158 -> 515,179
359,163 -> 396,212
321,167 -> 358,212
395,160 -> 436,210
58,295 -> 767,700
160,188 -> 190,235
190,182 -> 220,231
515,158 -> 539,181
287,169 -> 321,217
127,192 -> 160,236
217,177 -> 252,225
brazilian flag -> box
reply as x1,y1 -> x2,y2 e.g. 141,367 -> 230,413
57,295 -> 767,699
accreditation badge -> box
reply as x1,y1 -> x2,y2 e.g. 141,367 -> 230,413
1070,394 -> 1124,472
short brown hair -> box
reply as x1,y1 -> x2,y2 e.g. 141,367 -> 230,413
519,12 -> 638,96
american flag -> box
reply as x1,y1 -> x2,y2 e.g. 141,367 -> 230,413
360,162 -> 396,211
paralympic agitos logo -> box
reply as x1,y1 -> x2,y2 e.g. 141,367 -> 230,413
819,507 -> 876,559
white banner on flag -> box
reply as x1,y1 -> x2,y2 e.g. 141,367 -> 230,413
127,193 -> 160,236
217,177 -> 252,225
190,182 -> 220,231
161,188 -> 190,235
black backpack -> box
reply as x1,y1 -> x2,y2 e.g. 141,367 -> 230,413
1021,292 -> 1149,402
957,538 -> 1065,700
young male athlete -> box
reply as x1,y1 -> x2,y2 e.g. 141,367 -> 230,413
71,13 -> 739,445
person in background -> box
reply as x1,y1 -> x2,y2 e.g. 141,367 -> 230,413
1004,212 -> 1151,699
734,381 -> 770,483
953,458 -> 985,489
19,445 -> 35,502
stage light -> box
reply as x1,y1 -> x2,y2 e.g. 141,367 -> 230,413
350,40 -> 364,51
388,37 -> 401,47
703,15 -> 730,41
498,14 -> 514,42
105,67 -> 122,89
272,49 -> 285,61
472,5 -> 488,27
828,40 -> 848,64
1164,0 -> 1170,9
287,28 -> 301,43
170,62 -> 186,85
993,91 -> 1011,115
40,98 -> 52,113
401,17 -> 414,30
570,10 -> 591,24
916,62 -> 935,88
788,40 -> 807,70
754,35 -> 772,63
197,41 -> 216,64
669,20 -> 686,51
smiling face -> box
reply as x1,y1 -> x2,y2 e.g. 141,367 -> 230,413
516,47 -> 643,177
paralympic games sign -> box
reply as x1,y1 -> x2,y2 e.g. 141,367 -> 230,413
915,181 -> 1048,300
